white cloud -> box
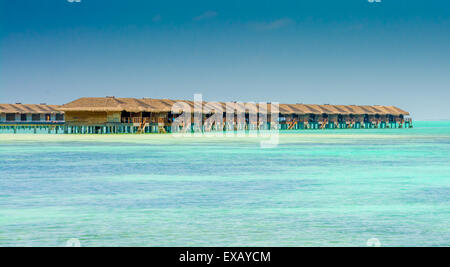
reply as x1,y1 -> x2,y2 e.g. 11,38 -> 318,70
249,18 -> 294,31
193,11 -> 218,21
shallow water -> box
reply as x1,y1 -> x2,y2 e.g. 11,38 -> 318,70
0,121 -> 449,246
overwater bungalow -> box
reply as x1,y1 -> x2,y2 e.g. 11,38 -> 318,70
0,103 -> 65,133
58,97 -> 182,133
56,97 -> 412,134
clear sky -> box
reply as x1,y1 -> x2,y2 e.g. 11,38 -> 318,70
1,0 -> 449,120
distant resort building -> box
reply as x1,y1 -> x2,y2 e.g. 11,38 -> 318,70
58,97 -> 412,134
0,97 -> 412,134
0,103 -> 64,133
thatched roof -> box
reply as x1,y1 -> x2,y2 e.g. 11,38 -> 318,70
0,103 -> 62,114
58,97 -> 410,116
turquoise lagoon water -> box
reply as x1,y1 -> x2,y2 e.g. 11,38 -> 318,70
0,121 -> 449,246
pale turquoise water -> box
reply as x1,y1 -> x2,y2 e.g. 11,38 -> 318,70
0,121 -> 449,246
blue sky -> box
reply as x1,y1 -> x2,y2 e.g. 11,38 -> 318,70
1,0 -> 449,120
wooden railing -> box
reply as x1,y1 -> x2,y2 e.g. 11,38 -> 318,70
121,117 -> 153,124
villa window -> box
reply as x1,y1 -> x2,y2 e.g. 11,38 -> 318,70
6,113 -> 16,121
32,114 -> 41,121
21,114 -> 27,121
55,114 -> 64,121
